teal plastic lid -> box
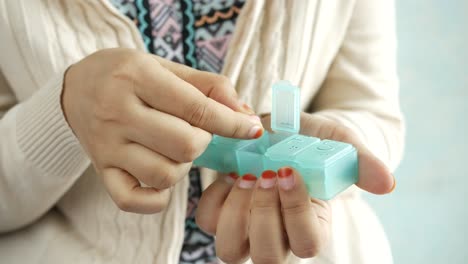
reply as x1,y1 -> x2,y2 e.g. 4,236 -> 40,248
271,81 -> 300,134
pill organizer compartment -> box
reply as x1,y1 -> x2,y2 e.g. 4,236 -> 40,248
193,80 -> 359,200
295,140 -> 358,199
263,134 -> 320,170
235,132 -> 290,176
195,136 -> 250,173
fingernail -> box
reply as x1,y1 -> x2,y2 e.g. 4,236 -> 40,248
260,170 -> 277,189
248,125 -> 263,139
278,167 -> 295,190
225,172 -> 239,184
389,176 -> 397,193
238,174 -> 257,189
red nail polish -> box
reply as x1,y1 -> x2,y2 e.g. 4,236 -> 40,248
261,170 -> 276,179
248,125 -> 263,139
242,174 -> 257,181
260,170 -> 276,189
225,172 -> 239,185
239,173 -> 257,189
253,128 -> 263,139
228,172 -> 239,180
278,167 -> 293,178
278,167 -> 295,190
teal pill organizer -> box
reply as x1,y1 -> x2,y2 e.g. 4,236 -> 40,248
194,81 -> 358,200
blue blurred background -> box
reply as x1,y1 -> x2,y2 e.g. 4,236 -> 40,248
364,1 -> 468,263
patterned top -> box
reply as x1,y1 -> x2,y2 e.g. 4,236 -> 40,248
111,0 -> 244,72
109,0 -> 245,263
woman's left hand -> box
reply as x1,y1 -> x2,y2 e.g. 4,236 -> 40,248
196,113 -> 396,263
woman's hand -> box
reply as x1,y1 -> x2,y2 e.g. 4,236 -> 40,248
196,113 -> 395,263
198,167 -> 330,264
62,48 -> 263,214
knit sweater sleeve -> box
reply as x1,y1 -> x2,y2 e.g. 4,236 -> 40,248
309,0 -> 405,171
0,0 -> 150,233
0,67 -> 90,233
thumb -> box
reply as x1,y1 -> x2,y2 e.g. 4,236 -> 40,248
151,55 -> 263,139
152,55 -> 255,115
355,147 -> 396,195
313,117 -> 396,194
297,113 -> 396,194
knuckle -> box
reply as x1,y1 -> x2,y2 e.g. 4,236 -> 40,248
114,194 -> 135,212
222,195 -> 238,209
205,74 -> 237,102
92,93 -> 122,123
184,101 -> 204,124
182,139 -> 200,162
212,75 -> 232,89
251,254 -> 283,264
330,124 -> 351,142
152,192 -> 170,213
292,242 -> 321,258
168,163 -> 190,186
184,100 -> 212,128
115,50 -> 145,71
300,115 -> 318,135
150,205 -> 166,214
87,132 -> 122,164
155,165 -> 179,189
311,198 -> 331,213
195,213 -> 216,235
109,52 -> 147,91
217,248 -> 246,264
252,199 -> 279,212
282,203 -> 311,216
140,163 -> 163,187
177,163 -> 192,178
180,135 -> 203,162
197,129 -> 213,148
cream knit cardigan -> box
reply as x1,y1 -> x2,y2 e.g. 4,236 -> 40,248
0,0 -> 403,263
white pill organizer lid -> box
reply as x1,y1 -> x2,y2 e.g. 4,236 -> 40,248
271,81 -> 300,134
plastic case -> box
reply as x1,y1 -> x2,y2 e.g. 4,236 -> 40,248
194,81 -> 358,200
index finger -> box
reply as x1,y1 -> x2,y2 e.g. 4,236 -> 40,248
133,57 -> 264,139
152,56 -> 250,114
101,167 -> 170,214
250,170 -> 288,263
277,167 -> 331,258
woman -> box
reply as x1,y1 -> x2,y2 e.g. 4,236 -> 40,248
0,0 -> 404,263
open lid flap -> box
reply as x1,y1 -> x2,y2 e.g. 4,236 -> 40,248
271,81 -> 300,134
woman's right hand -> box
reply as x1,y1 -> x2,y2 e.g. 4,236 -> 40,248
62,48 -> 262,214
